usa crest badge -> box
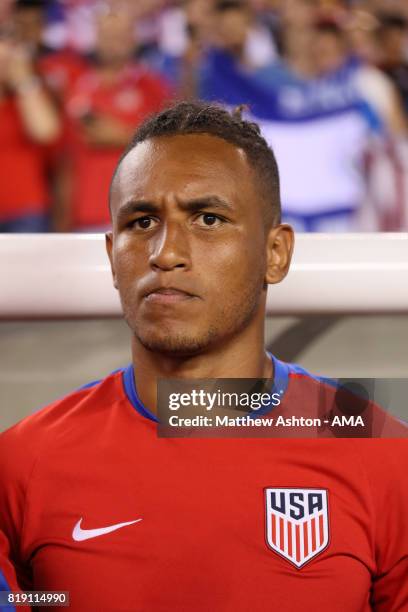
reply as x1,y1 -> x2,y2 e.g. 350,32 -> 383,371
265,488 -> 329,568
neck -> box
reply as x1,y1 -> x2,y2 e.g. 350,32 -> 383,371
98,58 -> 128,79
131,314 -> 273,414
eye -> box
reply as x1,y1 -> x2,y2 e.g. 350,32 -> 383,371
195,213 -> 224,227
130,216 -> 158,230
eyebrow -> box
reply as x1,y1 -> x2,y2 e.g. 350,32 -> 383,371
116,196 -> 234,222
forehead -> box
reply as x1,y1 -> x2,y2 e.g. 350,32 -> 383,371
111,134 -> 257,210
96,12 -> 133,36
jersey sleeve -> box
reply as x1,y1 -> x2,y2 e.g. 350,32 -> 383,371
0,528 -> 31,611
359,440 -> 408,610
0,422 -> 41,591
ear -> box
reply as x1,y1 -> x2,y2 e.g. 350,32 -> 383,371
105,231 -> 118,290
264,224 -> 294,285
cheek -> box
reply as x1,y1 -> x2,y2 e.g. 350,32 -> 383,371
113,245 -> 144,290
193,237 -> 262,290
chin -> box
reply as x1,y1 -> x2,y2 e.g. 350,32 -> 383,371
135,327 -> 220,357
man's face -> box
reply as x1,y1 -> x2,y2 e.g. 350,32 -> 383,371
280,0 -> 319,28
215,8 -> 251,52
107,134 -> 290,356
381,26 -> 407,60
13,7 -> 44,48
312,31 -> 347,75
95,11 -> 135,65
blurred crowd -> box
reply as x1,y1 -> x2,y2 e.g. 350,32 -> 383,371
1,0 -> 408,232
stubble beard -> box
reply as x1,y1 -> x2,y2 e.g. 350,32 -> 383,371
124,272 -> 266,357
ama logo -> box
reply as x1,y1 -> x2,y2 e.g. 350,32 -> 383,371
265,488 -> 329,568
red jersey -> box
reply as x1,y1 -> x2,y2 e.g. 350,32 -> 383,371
0,51 -> 87,224
0,356 -> 407,611
0,98 -> 49,220
39,49 -> 88,101
0,529 -> 30,610
64,63 -> 171,228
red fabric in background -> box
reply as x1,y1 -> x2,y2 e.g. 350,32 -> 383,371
0,98 -> 48,220
0,529 -> 30,609
39,49 -> 88,100
0,50 -> 85,222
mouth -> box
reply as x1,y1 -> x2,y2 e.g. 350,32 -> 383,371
144,288 -> 197,305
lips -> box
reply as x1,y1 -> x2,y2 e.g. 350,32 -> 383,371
144,287 -> 197,304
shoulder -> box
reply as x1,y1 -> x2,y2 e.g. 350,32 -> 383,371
0,369 -> 125,480
352,65 -> 396,118
128,63 -> 169,87
354,64 -> 395,94
281,358 -> 408,439
284,360 -> 408,497
0,369 -> 131,554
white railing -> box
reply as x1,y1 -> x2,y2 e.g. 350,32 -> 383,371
0,233 -> 407,318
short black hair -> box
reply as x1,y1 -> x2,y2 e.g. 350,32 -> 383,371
110,100 -> 281,225
378,12 -> 407,31
15,0 -> 47,9
215,0 -> 248,12
314,19 -> 344,38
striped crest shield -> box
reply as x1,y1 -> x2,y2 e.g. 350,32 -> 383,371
265,488 -> 329,568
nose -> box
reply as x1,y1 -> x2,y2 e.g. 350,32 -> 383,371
148,221 -> 190,272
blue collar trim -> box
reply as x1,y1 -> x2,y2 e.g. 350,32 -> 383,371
122,364 -> 159,423
122,353 -> 290,423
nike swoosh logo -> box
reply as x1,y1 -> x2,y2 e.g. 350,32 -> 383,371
72,517 -> 142,542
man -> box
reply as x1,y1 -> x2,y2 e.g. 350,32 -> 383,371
0,530 -> 30,611
0,0 -> 60,233
0,101 -> 407,610
377,12 -> 408,116
59,5 -> 171,231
